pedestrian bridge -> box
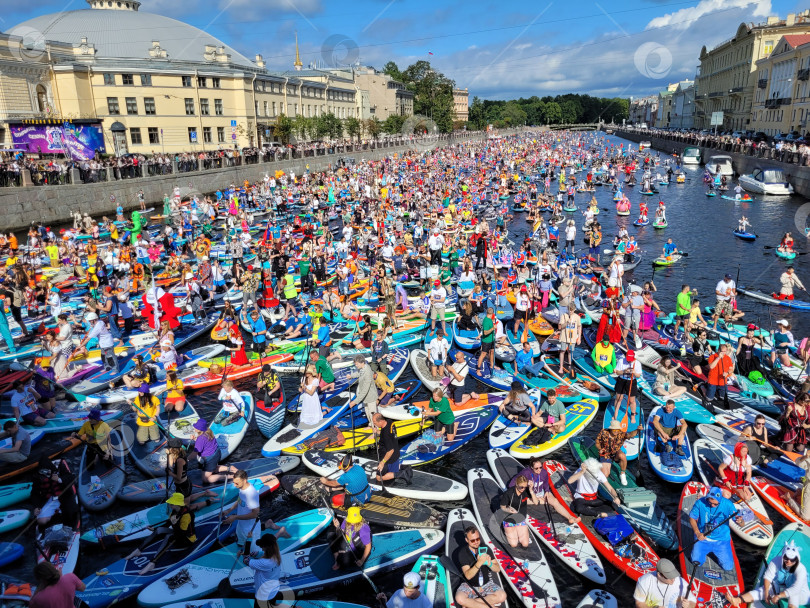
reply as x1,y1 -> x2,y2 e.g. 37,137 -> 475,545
546,123 -> 603,131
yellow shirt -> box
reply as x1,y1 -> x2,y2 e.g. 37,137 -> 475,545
166,378 -> 184,400
374,371 -> 394,394
45,245 -> 59,262
134,395 -> 160,426
77,420 -> 111,450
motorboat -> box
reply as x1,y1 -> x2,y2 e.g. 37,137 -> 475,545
639,141 -> 652,150
738,166 -> 794,195
682,146 -> 701,165
705,155 -> 733,176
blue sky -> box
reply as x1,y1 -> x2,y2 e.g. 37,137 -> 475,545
4,0 -> 807,100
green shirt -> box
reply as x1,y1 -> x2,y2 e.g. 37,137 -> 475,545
676,292 -> 691,316
431,396 -> 455,425
314,358 -> 335,383
539,399 -> 566,421
299,259 -> 311,276
482,317 -> 495,343
449,251 -> 460,269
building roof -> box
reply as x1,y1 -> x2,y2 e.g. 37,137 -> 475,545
12,5 -> 256,68
782,34 -> 810,48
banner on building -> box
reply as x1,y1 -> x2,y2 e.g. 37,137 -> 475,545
9,123 -> 105,160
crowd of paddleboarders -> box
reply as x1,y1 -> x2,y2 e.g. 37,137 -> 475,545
0,129 -> 810,608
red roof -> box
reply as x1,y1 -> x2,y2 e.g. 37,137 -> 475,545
782,34 -> 810,49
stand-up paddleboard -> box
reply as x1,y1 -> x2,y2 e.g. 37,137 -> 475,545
576,590 -> 618,608
137,509 -> 333,607
400,407 -> 499,466
486,448 -> 605,584
0,510 -> 28,533
78,520 -> 235,608
77,427 -> 126,511
0,542 -> 24,567
262,391 -> 352,457
678,481 -> 744,607
467,468 -> 562,608
383,391 -> 506,422
601,397 -> 643,460
160,601 -> 370,608
301,450 -> 467,502
1,409 -> 122,435
410,349 -> 445,393
645,406 -> 693,483
228,529 -> 445,596
0,483 -> 31,509
751,522 -> 810,608
509,398 -> 598,459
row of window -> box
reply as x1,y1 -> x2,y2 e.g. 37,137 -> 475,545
107,97 -> 225,116
103,73 -> 222,88
128,126 -> 231,145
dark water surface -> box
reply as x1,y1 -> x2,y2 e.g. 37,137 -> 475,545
5,132 -> 810,606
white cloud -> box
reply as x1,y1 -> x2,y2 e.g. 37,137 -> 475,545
646,0 -> 771,31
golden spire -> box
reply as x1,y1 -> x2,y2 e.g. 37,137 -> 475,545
294,32 -> 303,70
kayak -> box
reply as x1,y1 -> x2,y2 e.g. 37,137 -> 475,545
487,448 -> 606,584
509,398 -> 599,459
733,230 -> 757,241
230,528 -> 445,595
467,468 -> 562,608
302,450 -> 467,502
693,438 -> 774,546
644,405 -> 694,483
602,397 -> 643,460
77,427 -> 126,511
752,522 -> 810,608
78,520 -> 235,608
544,460 -> 659,581
400,407 -> 499,466
775,249 -> 797,260
677,481 -> 744,606
136,509 -> 333,607
652,253 -> 682,267
281,474 -> 446,529
569,436 -> 678,551
737,287 -> 810,310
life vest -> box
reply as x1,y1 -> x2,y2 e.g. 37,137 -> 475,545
283,273 -> 298,299
496,279 -> 508,295
515,252 -> 526,266
170,505 -> 196,543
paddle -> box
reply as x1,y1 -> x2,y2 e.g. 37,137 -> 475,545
697,454 -> 773,526
717,418 -> 803,463
439,555 -> 496,608
216,515 -> 261,596
72,435 -> 128,477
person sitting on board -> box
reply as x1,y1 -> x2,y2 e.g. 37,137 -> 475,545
689,486 -> 744,572
726,540 -> 810,608
662,238 -> 678,261
447,350 -> 480,406
595,421 -> 629,486
779,231 -> 796,255
651,399 -> 687,457
567,457 -> 622,517
70,408 -> 112,470
508,456 -> 579,525
214,380 -> 245,426
9,381 -> 53,427
454,524 -> 507,608
652,358 -> 687,400
716,441 -> 755,502
533,388 -> 567,436
499,475 -> 535,548
326,506 -> 372,571
320,454 -> 372,508
421,387 -> 457,442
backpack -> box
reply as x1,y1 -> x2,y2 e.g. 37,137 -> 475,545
593,514 -> 634,546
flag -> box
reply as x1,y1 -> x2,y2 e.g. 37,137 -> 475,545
428,51 -> 434,55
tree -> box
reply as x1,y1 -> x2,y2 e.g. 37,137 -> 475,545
274,114 -> 293,145
544,102 -> 562,124
382,61 -> 403,82
468,96 -> 486,130
501,101 -> 527,127
383,114 -> 406,134
292,115 -> 310,141
364,117 -> 382,140
345,116 -> 362,141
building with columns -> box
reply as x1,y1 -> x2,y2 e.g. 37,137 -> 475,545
453,88 -> 469,122
4,0 -> 359,156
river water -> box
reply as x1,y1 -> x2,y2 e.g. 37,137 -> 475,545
6,131 -> 810,607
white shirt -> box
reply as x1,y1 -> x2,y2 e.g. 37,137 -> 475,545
386,590 -> 432,608
87,320 -> 114,349
633,572 -> 690,608
515,293 -> 530,312
236,483 -> 260,536
48,292 -> 61,316
615,357 -> 642,378
716,279 -> 736,302
574,469 -> 608,499
428,234 -> 444,251
450,361 -> 469,387
427,337 -> 450,362
381,244 -> 394,259
722,453 -> 752,473
565,225 -> 577,240
218,388 -> 243,413
430,286 -> 447,306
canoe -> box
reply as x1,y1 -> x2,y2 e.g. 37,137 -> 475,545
136,509 -> 333,606
400,406 -> 499,466
569,436 -> 678,551
693,438 -> 774,546
544,460 -> 659,581
467,468 -> 562,608
602,397 -> 643,460
677,481 -> 744,606
281,474 -> 446,529
77,427 -> 126,511
644,405 -> 694,483
487,448 -> 606,584
752,522 -> 810,608
77,520 -> 235,608
510,398 -> 599,459
301,450 -> 467,502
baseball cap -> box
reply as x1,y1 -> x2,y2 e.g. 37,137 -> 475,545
625,350 -> 635,361
434,280 -> 440,286
707,486 -> 723,500
403,572 -> 421,590
656,558 -> 680,579
724,273 -> 732,280
777,319 -> 789,326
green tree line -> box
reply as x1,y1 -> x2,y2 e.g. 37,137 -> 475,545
467,94 -> 629,129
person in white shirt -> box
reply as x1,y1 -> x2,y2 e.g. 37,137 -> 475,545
214,380 -> 244,425
378,572 -> 433,608
428,231 -> 444,266
712,273 -> 736,330
728,541 -> 810,608
564,221 -> 577,255
633,559 -> 692,608
47,288 -> 62,322
427,330 -> 450,378
429,280 -> 447,334
514,285 -> 531,336
567,457 -> 620,517
78,312 -> 118,372
608,256 -> 624,291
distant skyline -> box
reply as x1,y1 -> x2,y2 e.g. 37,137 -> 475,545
5,0 -> 807,100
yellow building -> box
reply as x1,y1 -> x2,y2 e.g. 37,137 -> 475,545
453,88 -> 469,122
750,34 -> 810,136
6,0 -> 358,156
694,11 -> 810,131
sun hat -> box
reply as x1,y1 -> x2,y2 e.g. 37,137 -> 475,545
345,506 -> 363,524
166,492 -> 186,506
193,419 -> 208,432
403,572 -> 421,590
608,419 -> 623,431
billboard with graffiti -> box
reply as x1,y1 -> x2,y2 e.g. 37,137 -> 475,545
10,123 -> 105,160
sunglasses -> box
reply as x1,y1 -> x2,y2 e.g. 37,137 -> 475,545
467,537 -> 481,543
755,422 -> 765,427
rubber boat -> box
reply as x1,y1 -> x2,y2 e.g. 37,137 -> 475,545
738,166 -> 794,195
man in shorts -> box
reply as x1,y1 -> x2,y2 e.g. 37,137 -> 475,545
477,307 -> 496,373
427,329 -> 450,379
454,525 -> 507,608
447,350 -> 480,405
712,273 -> 736,330
673,284 -> 695,336
9,381 -> 53,427
596,420 -> 629,486
372,413 -> 400,483
429,279 -> 447,334
622,285 -> 644,347
558,308 -> 582,376
652,399 -> 687,456
613,349 -> 642,426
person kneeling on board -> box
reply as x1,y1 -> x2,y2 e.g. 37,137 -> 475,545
327,506 -> 371,571
320,454 -> 372,507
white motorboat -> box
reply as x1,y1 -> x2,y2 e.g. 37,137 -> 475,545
705,155 -> 733,176
738,166 -> 794,195
639,141 -> 652,150
682,146 -> 701,165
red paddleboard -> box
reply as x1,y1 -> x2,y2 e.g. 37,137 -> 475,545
752,476 -> 808,525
